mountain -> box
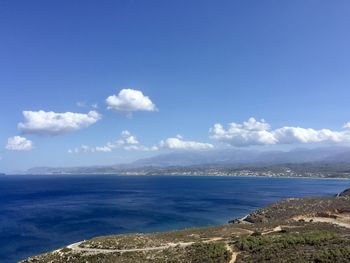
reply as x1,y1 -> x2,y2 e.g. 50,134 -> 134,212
131,146 -> 350,167
131,149 -> 261,167
25,146 -> 350,175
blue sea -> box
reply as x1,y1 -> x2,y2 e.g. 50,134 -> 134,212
0,175 -> 348,263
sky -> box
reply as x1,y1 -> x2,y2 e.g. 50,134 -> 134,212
1,0 -> 350,172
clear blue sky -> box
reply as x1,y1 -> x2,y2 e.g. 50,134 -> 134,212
1,0 -> 350,172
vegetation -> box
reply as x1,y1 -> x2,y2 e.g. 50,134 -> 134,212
237,231 -> 337,251
243,195 -> 350,224
236,231 -> 350,263
81,225 -> 252,250
185,242 -> 231,263
21,242 -> 233,263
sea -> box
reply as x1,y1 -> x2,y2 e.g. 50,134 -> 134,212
0,175 -> 348,263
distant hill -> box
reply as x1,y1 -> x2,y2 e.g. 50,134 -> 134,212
25,147 -> 350,177
131,146 -> 350,167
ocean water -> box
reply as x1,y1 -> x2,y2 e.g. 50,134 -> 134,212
0,175 -> 348,263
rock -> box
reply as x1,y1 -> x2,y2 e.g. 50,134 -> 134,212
336,188 -> 350,197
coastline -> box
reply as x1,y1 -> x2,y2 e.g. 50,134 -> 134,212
21,187 -> 350,263
8,173 -> 350,180
3,175 -> 347,263
60,187 -> 350,253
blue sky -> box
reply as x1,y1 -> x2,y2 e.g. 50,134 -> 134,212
1,0 -> 350,172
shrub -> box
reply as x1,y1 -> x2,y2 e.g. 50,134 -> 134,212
186,242 -> 232,263
251,231 -> 262,236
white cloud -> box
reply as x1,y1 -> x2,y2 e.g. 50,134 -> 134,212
80,145 -> 91,152
175,134 -> 183,139
125,135 -> 139,145
95,146 -> 112,152
123,145 -> 159,152
76,101 -> 86,107
69,130 -> 151,153
77,102 -> 99,109
210,118 -> 277,146
18,110 -> 101,135
121,130 -> 131,137
160,137 -> 214,150
6,136 -> 33,151
68,148 -> 80,154
69,131 -> 213,154
273,127 -> 343,144
210,117 -> 350,147
106,89 -> 157,112
344,122 -> 350,129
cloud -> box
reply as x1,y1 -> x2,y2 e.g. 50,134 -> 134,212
160,137 -> 214,150
69,131 -> 213,154
120,130 -> 138,144
210,117 -> 350,147
126,135 -> 139,145
344,123 -> 350,129
106,89 -> 157,112
121,130 -> 131,137
210,118 -> 277,146
76,101 -> 86,107
69,130 -> 155,153
123,145 -> 159,152
95,146 -> 112,152
273,127 -> 344,144
18,110 -> 101,135
6,136 -> 33,151
77,101 -> 99,109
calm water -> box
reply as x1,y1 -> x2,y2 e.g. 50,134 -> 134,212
0,175 -> 348,263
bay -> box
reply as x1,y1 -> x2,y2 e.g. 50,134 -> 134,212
0,175 -> 348,263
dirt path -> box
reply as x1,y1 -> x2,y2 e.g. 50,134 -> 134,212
293,215 -> 350,229
66,237 -> 226,254
225,244 -> 238,263
262,226 -> 282,235
63,227 -> 260,261
67,241 -> 173,253
67,236 -> 242,262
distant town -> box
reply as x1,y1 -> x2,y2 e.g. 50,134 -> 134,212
23,162 -> 350,179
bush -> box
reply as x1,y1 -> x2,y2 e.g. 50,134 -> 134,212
237,231 -> 337,251
251,231 -> 262,236
235,231 -> 349,263
186,242 -> 232,263
60,247 -> 72,253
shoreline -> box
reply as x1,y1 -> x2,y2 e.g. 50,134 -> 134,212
5,173 -> 350,180
53,185 -> 350,253
20,187 -> 350,263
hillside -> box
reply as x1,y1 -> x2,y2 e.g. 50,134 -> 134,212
23,147 -> 350,179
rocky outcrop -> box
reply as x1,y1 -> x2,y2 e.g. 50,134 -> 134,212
336,188 -> 350,197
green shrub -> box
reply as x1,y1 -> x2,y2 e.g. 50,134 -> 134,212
314,247 -> 350,263
237,231 -> 337,251
60,247 -> 72,253
251,231 -> 262,236
235,231 -> 349,263
186,242 -> 232,263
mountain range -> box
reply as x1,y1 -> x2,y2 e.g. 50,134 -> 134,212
24,146 -> 350,175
